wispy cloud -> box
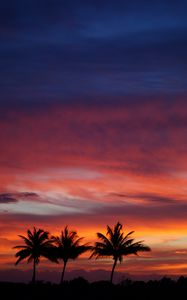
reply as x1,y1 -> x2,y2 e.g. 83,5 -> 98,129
109,192 -> 181,205
0,192 -> 38,204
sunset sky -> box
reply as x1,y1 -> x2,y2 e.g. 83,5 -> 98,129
1,0 -> 187,282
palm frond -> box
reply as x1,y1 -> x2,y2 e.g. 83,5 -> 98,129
15,249 -> 31,265
106,225 -> 114,241
90,222 -> 151,264
18,235 -> 33,247
13,245 -> 29,249
97,233 -> 112,247
121,238 -> 135,247
14,227 -> 57,266
54,227 -> 90,262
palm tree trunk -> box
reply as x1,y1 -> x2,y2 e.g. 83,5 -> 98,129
32,259 -> 36,284
110,258 -> 117,284
60,260 -> 67,284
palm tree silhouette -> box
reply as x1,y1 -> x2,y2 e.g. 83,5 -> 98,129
13,227 -> 57,283
90,222 -> 151,283
52,226 -> 90,284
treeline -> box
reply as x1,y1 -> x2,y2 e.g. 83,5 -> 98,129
13,222 -> 150,284
1,276 -> 187,300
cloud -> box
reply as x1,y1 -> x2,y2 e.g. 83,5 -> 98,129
0,194 -> 18,204
1,99 -> 187,179
0,193 -> 187,225
109,192 -> 179,205
0,188 -> 105,216
0,192 -> 39,204
93,202 -> 187,223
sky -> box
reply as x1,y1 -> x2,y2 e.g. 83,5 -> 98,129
1,0 -> 187,282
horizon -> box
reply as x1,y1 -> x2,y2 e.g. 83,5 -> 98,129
0,266 -> 184,284
1,0 -> 187,282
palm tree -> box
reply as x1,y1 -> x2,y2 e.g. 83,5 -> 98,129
13,227 -> 58,283
90,222 -> 151,283
52,226 -> 90,284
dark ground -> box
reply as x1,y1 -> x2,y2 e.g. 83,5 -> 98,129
1,276 -> 187,300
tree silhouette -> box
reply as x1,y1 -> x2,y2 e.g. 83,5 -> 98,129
52,226 -> 90,284
90,222 -> 151,283
13,227 -> 57,283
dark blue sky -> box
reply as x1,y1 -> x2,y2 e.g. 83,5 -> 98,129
1,0 -> 187,106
